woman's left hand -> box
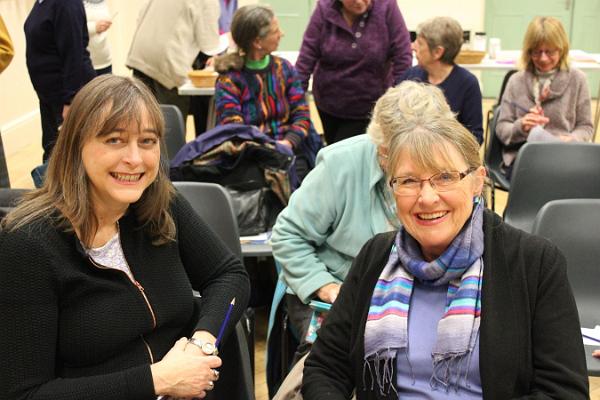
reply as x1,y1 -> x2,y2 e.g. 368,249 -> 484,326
276,139 -> 293,149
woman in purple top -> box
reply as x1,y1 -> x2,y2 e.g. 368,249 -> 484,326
295,0 -> 411,145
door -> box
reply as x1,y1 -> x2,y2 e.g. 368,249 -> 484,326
260,0 -> 315,51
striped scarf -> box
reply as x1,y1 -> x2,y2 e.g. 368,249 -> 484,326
364,202 -> 484,393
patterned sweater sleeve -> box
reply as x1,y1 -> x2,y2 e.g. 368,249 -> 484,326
215,72 -> 246,125
282,59 -> 311,148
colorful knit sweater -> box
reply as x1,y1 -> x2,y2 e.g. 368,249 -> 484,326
215,55 -> 311,148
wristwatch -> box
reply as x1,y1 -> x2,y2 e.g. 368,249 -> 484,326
188,337 -> 219,356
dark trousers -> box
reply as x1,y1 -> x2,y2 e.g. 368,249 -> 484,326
285,294 -> 314,365
0,132 -> 10,188
317,108 -> 370,145
133,69 -> 190,120
39,100 -> 63,162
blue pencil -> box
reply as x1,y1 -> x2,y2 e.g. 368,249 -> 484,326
215,298 -> 235,348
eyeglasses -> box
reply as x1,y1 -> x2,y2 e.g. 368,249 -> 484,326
530,49 -> 559,58
389,168 -> 476,196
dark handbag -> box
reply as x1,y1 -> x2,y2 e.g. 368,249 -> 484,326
227,185 -> 284,236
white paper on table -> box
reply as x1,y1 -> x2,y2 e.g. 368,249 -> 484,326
581,325 -> 600,345
528,126 -> 561,142
240,232 -> 271,244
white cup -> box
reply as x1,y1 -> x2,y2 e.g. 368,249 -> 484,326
488,38 -> 501,59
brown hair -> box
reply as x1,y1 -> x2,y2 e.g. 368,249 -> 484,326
2,75 -> 176,246
214,5 -> 275,73
417,16 -> 464,65
521,16 -> 570,72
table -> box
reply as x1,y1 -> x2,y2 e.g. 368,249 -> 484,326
241,242 -> 273,257
585,345 -> 600,377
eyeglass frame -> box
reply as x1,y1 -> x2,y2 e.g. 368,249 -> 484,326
389,167 -> 477,196
530,48 -> 560,59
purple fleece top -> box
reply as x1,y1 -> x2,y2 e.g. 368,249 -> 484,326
295,0 -> 411,120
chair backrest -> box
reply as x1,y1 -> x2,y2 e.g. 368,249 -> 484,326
0,188 -> 30,219
532,199 -> 600,327
484,106 -> 510,191
172,181 -> 242,260
160,104 -> 186,161
504,142 -> 600,233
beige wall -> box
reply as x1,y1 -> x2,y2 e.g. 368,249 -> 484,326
0,0 -> 486,158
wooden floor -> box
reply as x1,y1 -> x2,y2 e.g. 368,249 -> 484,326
4,100 -> 600,399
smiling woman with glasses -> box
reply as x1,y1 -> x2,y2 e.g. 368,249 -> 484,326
496,16 -> 593,180
302,84 -> 588,399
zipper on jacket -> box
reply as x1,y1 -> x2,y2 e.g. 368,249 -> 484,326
141,335 -> 155,363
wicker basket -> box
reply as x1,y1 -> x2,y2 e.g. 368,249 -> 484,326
188,69 -> 218,88
455,50 -> 486,64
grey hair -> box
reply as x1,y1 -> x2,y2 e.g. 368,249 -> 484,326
417,16 -> 464,64
367,81 -> 454,147
214,5 -> 274,73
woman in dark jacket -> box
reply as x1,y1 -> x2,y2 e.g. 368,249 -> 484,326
302,85 -> 588,399
0,76 -> 250,400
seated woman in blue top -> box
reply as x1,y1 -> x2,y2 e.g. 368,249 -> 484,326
271,81 -> 454,362
302,86 -> 587,399
398,16 -> 483,144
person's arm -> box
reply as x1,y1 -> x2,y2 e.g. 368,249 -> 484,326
191,0 -> 220,55
54,0 -> 93,105
567,70 -> 593,142
496,77 -> 530,146
271,155 -> 342,304
386,0 -> 412,82
0,231 -> 158,399
511,242 -> 588,399
215,73 -> 246,126
302,235 -> 382,399
0,15 -> 14,73
459,72 -> 484,144
173,194 -> 250,340
295,4 -> 324,93
281,61 -> 311,148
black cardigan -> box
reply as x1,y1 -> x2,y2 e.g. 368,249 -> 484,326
0,194 -> 250,400
303,210 -> 588,399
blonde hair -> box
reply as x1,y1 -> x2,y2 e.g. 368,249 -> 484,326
367,81 -> 454,147
521,16 -> 570,72
417,16 -> 464,64
214,5 -> 275,73
2,75 -> 176,246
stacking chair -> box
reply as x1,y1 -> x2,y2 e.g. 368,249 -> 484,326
172,181 -> 255,400
532,199 -> 600,376
0,188 -> 29,219
160,104 -> 186,161
502,142 -> 600,233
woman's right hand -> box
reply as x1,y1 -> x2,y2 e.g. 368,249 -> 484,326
317,283 -> 341,304
521,112 -> 550,133
151,337 -> 222,398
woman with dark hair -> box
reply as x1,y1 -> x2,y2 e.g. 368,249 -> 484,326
496,16 -> 593,180
214,4 -> 319,180
0,75 -> 250,400
399,16 -> 483,144
302,84 -> 588,399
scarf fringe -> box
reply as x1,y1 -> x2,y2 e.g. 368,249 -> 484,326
430,349 -> 475,392
362,350 -> 399,396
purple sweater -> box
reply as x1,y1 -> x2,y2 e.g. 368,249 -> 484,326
295,0 -> 411,120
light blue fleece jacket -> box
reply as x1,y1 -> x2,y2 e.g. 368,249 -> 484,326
271,134 -> 399,303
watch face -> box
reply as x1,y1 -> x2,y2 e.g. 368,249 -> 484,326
202,342 -> 216,354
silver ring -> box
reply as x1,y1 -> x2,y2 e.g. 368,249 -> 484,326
213,369 -> 220,379
208,380 -> 214,388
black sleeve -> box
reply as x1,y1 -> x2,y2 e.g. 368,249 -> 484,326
173,194 -> 250,339
0,229 -> 156,400
512,243 -> 589,399
302,235 -> 384,399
